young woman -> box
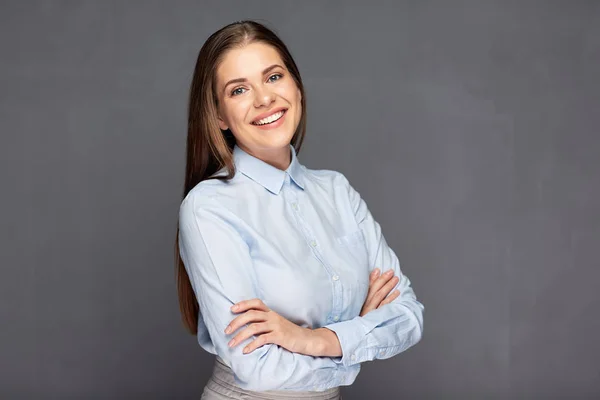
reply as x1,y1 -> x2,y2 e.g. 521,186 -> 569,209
175,20 -> 424,400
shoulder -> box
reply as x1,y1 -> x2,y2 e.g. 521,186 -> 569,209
304,167 -> 364,211
302,166 -> 351,189
179,177 -> 238,219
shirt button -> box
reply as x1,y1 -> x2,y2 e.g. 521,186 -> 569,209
379,350 -> 385,356
333,315 -> 340,321
310,240 -> 317,247
292,203 -> 298,210
332,275 -> 339,281
351,354 -> 356,361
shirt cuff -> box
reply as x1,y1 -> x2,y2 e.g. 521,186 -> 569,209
323,316 -> 372,367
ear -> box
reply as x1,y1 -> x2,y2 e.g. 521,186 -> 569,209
217,114 -> 228,131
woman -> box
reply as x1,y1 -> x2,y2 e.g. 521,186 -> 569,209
175,20 -> 424,399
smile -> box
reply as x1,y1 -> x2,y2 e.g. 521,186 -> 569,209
251,109 -> 287,126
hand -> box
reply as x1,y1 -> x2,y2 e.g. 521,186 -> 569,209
359,268 -> 400,317
224,298 -> 316,356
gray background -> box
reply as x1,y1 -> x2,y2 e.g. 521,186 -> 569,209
1,1 -> 599,399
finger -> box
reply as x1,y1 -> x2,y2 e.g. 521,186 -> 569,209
225,310 -> 266,335
369,269 -> 395,291
370,268 -> 380,282
243,332 -> 274,354
367,270 -> 395,300
373,276 -> 399,303
228,322 -> 270,349
231,298 -> 269,313
379,290 -> 400,306
381,275 -> 400,294
365,278 -> 385,303
376,270 -> 396,285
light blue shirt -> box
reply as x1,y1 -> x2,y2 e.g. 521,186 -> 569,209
178,143 -> 424,392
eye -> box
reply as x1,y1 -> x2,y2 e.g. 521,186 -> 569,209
231,87 -> 246,96
268,73 -> 283,82
230,74 -> 282,97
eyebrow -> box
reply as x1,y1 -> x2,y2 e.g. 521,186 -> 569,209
222,64 -> 284,94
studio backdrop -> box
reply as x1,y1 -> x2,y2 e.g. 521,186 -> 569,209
1,1 -> 599,399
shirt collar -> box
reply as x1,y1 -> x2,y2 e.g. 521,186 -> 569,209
233,143 -> 305,195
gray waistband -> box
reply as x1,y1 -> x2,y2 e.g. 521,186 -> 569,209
205,355 -> 341,399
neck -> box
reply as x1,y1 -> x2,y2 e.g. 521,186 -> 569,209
241,144 -> 291,171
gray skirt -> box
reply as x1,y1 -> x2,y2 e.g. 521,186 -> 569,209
201,356 -> 342,399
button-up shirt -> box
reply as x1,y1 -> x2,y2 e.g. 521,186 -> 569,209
178,143 -> 424,392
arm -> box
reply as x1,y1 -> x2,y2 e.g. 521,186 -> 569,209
321,173 -> 425,367
178,193 -> 359,391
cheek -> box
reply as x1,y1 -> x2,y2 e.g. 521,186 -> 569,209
227,102 -> 251,125
279,82 -> 300,101
295,90 -> 302,114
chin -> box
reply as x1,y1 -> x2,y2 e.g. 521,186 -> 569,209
263,136 -> 294,149
255,128 -> 295,145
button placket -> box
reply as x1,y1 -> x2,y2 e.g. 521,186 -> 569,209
283,180 -> 343,321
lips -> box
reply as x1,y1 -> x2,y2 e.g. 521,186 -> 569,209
251,107 -> 288,125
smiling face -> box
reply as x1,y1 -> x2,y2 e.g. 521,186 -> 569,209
215,41 -> 302,167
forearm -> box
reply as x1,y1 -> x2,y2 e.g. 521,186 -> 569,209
323,298 -> 423,367
311,327 -> 343,357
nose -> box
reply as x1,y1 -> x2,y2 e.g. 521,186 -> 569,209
253,85 -> 275,108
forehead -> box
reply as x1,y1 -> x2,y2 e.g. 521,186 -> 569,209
217,42 -> 284,82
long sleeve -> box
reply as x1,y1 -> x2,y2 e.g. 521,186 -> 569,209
322,173 -> 424,367
178,193 -> 359,392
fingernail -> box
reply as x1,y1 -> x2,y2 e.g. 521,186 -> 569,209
228,339 -> 235,347
231,304 -> 239,311
385,270 -> 393,276
225,326 -> 232,334
243,348 -> 249,354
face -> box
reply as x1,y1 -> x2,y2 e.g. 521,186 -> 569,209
215,42 -> 302,163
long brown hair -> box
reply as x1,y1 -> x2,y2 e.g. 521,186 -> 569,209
175,20 -> 308,334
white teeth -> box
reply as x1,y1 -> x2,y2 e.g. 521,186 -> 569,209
252,110 -> 285,125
